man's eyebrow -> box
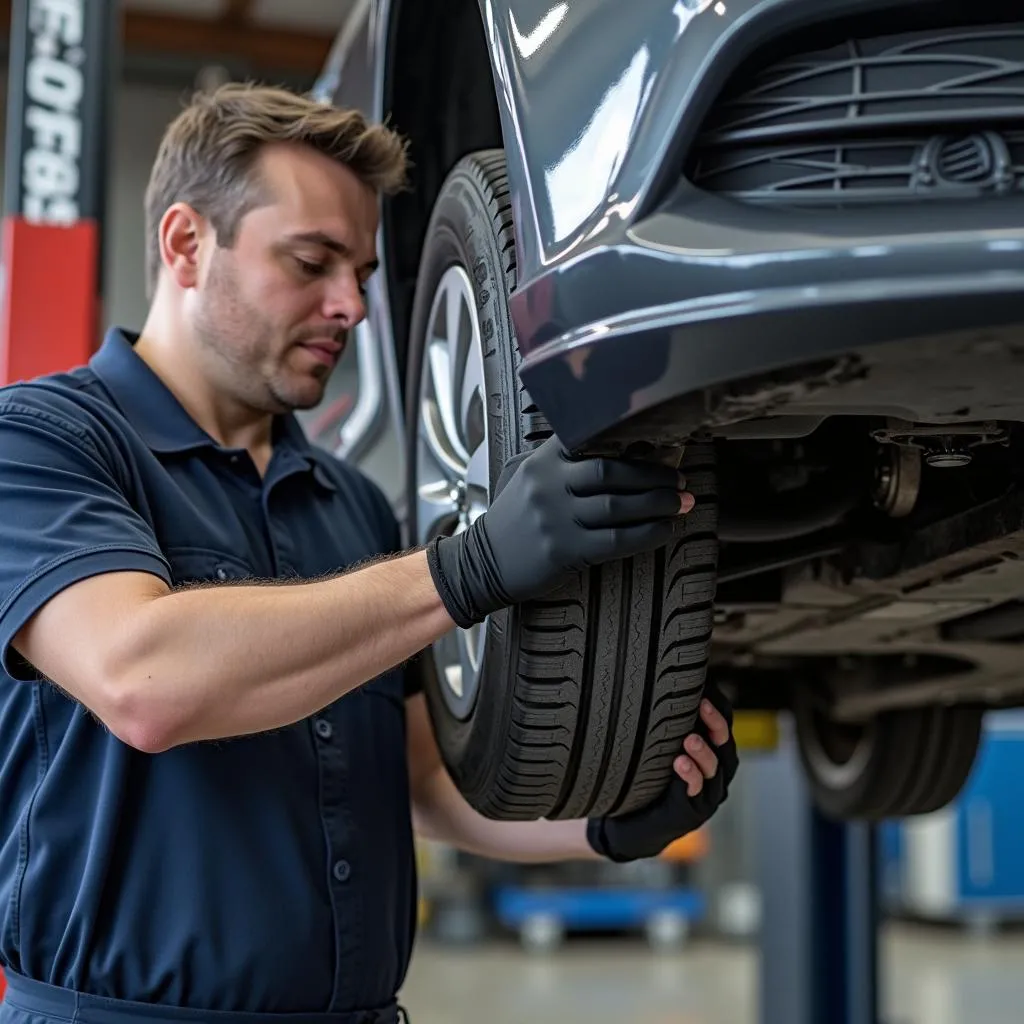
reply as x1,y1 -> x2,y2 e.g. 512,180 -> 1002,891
287,230 -> 379,272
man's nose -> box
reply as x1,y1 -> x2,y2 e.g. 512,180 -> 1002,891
323,274 -> 366,326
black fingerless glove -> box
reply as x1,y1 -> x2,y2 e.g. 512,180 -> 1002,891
587,685 -> 739,863
426,436 -> 688,629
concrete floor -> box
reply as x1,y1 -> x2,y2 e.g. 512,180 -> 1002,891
400,922 -> 1024,1024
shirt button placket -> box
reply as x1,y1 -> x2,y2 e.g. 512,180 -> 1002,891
264,495 -> 355,1006
318,724 -> 351,884
313,701 -> 353,1006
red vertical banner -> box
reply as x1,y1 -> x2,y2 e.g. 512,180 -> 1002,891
0,216 -> 99,383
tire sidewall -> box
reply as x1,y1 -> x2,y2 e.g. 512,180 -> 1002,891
404,164 -> 527,800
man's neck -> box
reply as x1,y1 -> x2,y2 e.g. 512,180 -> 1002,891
135,309 -> 274,467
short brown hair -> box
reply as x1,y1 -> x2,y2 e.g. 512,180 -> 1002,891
143,81 -> 409,298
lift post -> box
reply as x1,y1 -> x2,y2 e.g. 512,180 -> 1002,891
1,0 -> 118,384
753,721 -> 883,1024
0,1 -> 117,1000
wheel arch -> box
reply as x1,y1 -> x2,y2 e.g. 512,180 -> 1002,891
381,0 -> 505,394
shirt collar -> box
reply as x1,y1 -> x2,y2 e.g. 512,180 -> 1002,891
90,328 -> 336,490
91,328 -> 214,453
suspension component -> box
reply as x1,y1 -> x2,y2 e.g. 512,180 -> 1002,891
870,418 -> 1008,469
874,445 -> 921,518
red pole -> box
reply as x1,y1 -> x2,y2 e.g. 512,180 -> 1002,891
0,216 -> 100,383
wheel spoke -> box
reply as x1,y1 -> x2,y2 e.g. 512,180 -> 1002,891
416,479 -> 460,542
428,337 -> 469,467
443,660 -> 464,699
472,620 -> 487,671
464,441 -> 489,499
458,620 -> 485,680
420,397 -> 465,482
460,325 -> 486,454
445,278 -> 468,446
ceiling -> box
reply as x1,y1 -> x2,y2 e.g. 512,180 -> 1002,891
1,0 -> 359,83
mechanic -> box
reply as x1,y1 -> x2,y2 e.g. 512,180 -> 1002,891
0,83 -> 738,1024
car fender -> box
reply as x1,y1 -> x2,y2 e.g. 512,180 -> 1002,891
474,0 -> 916,286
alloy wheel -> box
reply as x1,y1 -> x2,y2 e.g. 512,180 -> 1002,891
414,264 -> 491,719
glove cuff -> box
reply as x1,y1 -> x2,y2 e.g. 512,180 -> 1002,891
425,522 -> 513,630
426,535 -> 474,630
586,817 -> 635,864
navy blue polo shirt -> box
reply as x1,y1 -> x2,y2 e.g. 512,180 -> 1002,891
0,328 -> 419,1014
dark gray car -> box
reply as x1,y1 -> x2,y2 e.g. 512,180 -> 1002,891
312,0 -> 1024,822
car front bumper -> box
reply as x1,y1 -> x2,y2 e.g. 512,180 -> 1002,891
515,187 -> 1024,451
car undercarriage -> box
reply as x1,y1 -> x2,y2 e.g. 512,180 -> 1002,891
590,332 -> 1024,723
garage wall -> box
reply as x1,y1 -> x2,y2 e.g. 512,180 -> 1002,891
102,82 -> 201,333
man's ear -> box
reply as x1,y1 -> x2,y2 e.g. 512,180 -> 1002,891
158,202 -> 207,290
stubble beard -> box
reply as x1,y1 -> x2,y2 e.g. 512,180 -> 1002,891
192,251 -> 328,415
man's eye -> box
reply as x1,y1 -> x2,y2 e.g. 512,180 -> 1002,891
295,258 -> 325,276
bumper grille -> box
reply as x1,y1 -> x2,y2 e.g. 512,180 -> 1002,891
689,24 -> 1024,206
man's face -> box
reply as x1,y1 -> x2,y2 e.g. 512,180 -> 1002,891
188,143 -> 380,414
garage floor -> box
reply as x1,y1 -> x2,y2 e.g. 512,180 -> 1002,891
400,923 -> 1024,1024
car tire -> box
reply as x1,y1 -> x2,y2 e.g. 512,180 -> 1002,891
793,694 -> 983,820
405,149 -> 719,821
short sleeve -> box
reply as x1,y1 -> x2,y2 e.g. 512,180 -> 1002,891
0,396 -> 171,680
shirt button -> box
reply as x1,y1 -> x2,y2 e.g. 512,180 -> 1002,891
314,718 -> 333,740
215,567 -> 228,581
333,859 -> 351,883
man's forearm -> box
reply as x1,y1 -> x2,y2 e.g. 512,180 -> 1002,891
432,815 -> 599,864
113,549 -> 455,749
412,765 -> 600,864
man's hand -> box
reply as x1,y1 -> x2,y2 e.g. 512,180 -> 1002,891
426,435 -> 694,629
586,682 -> 739,863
